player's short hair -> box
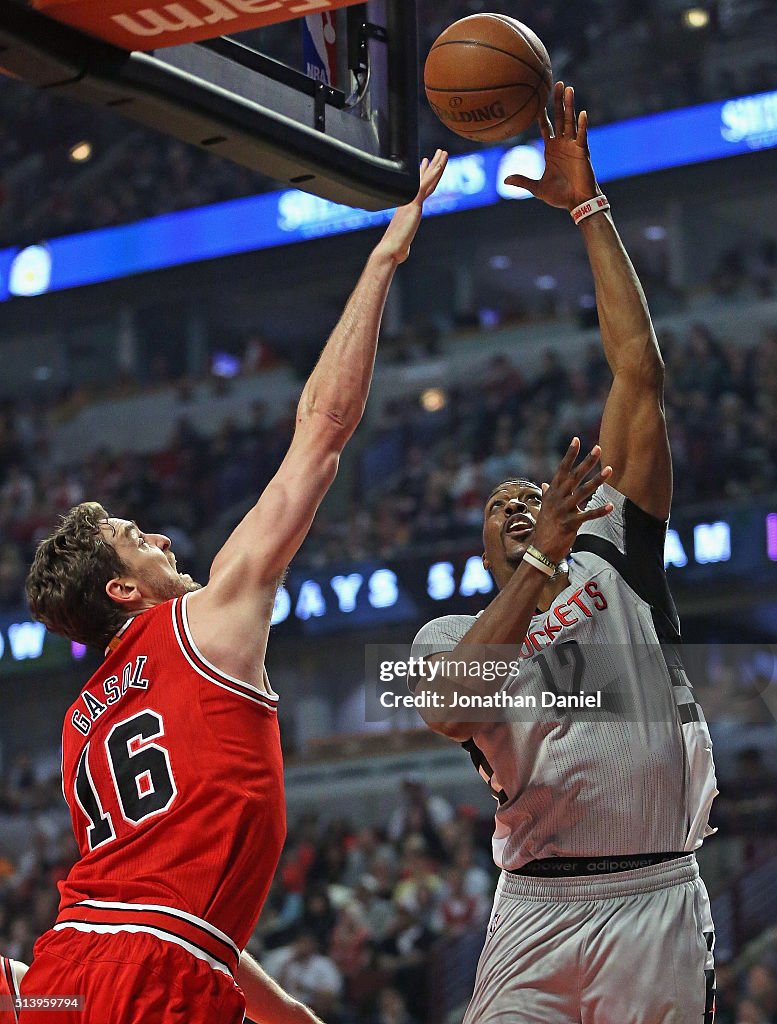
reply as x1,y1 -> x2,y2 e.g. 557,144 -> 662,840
486,477 -> 540,502
26,502 -> 130,649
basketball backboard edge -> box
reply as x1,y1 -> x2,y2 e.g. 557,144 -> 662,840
0,1 -> 420,211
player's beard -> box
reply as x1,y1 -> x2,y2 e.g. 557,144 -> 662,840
139,567 -> 202,601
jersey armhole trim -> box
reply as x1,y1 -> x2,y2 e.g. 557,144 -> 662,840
172,596 -> 279,710
2,956 -> 20,1019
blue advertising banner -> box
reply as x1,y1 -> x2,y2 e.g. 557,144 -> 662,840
0,90 -> 775,302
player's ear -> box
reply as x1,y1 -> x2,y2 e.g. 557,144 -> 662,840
105,577 -> 142,607
482,553 -> 490,571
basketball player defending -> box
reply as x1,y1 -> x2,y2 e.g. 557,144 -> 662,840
21,151 -> 448,1024
0,957 -> 27,1024
412,86 -> 717,1024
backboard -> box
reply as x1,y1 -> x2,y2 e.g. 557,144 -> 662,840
0,0 -> 419,209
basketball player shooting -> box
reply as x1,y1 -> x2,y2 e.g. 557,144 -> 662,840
20,150 -> 448,1024
411,85 -> 718,1024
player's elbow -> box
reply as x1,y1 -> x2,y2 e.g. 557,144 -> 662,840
616,343 -> 665,392
297,400 -> 362,448
418,710 -> 474,743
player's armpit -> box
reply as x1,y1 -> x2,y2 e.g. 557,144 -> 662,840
598,370 -> 672,521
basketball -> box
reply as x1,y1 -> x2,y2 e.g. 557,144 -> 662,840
424,14 -> 552,142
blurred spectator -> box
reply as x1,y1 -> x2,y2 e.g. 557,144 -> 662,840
387,778 -> 453,847
714,748 -> 777,839
378,904 -> 436,1017
264,930 -> 343,1019
433,867 -> 486,937
744,963 -> 777,1021
372,986 -> 417,1024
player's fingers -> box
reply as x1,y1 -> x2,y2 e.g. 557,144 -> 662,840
428,152 -> 447,185
569,444 -> 602,483
575,466 -> 612,503
578,110 -> 588,147
564,85 -> 576,138
553,81 -> 564,135
558,443 -> 599,495
503,174 -> 538,194
575,502 -> 614,524
551,437 -> 581,483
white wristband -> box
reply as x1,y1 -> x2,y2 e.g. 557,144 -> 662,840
522,550 -> 556,577
570,194 -> 610,225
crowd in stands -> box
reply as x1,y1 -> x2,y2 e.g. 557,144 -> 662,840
0,0 -> 776,244
6,749 -> 777,1019
2,752 -> 777,1023
0,302 -> 776,607
0,759 -> 495,1022
277,313 -> 777,566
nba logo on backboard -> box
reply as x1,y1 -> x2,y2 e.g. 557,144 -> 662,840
303,12 -> 338,87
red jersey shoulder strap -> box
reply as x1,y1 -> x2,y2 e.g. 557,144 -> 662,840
171,595 -> 279,711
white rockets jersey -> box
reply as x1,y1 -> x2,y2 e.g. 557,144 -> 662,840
412,483 -> 718,871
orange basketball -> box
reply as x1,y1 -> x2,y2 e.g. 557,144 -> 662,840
424,14 -> 552,143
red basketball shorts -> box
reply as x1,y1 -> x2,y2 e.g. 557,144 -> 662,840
18,928 -> 246,1024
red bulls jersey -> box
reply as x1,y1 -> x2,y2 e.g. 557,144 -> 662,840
55,594 -> 285,976
0,957 -> 20,1023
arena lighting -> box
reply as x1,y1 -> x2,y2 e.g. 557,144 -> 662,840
664,530 -> 689,569
693,522 -> 731,564
683,8 -> 710,29
68,140 -> 93,163
2,88 -> 777,302
534,275 -> 557,290
429,558 -> 494,599
8,243 -> 51,296
0,621 -> 46,661
420,387 -> 447,412
488,255 -> 512,270
270,568 -> 400,626
767,514 -> 777,561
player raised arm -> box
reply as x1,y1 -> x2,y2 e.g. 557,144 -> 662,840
505,83 -> 671,520
186,151 -> 448,678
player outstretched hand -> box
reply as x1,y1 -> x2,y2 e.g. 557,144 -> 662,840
374,149 -> 449,264
503,82 -> 600,212
532,438 -> 613,565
